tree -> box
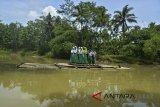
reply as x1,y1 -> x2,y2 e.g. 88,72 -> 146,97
0,23 -> 7,49
19,21 -> 40,51
49,21 -> 77,58
5,22 -> 22,51
58,0 -> 75,20
72,1 -> 97,46
38,13 -> 55,55
143,34 -> 160,60
113,5 -> 137,36
49,16 -> 77,58
92,6 -> 110,53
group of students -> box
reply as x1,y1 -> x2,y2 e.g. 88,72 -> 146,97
70,46 -> 96,64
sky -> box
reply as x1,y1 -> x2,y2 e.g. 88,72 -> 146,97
0,0 -> 160,27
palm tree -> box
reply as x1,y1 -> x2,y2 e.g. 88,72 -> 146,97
113,5 -> 137,36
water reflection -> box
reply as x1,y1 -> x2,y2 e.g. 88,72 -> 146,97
122,101 -> 150,107
0,84 -> 38,107
0,65 -> 160,107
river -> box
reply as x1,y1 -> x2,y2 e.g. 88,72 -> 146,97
0,60 -> 160,107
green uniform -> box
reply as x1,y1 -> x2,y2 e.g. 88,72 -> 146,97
74,53 -> 78,64
70,48 -> 74,63
83,47 -> 88,64
88,51 -> 92,64
88,50 -> 96,64
77,48 -> 80,64
79,54 -> 83,64
73,47 -> 78,64
70,53 -> 73,63
78,48 -> 84,64
92,51 -> 96,64
92,55 -> 96,64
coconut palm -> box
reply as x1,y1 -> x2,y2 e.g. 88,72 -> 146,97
113,5 -> 137,35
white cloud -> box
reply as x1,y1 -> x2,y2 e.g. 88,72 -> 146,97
28,10 -> 39,20
42,6 -> 60,17
27,6 -> 61,21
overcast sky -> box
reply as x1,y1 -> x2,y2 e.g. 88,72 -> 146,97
0,0 -> 159,27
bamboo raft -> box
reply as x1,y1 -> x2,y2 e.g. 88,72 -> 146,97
17,63 -> 130,70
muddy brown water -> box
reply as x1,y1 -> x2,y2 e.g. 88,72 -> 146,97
0,61 -> 160,107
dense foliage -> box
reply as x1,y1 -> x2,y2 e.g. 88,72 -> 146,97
0,0 -> 159,63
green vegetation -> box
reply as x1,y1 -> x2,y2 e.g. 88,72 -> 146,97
0,50 -> 64,66
0,0 -> 160,64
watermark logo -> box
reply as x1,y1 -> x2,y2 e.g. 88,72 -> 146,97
92,92 -> 102,102
92,91 -> 135,105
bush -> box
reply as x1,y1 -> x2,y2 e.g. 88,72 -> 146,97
50,42 -> 75,59
143,34 -> 160,60
99,54 -> 140,63
20,50 -> 26,56
38,41 -> 50,56
49,29 -> 76,59
45,52 -> 53,58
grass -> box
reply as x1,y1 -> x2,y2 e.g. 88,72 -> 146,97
0,50 -> 55,64
99,54 -> 160,64
99,54 -> 141,64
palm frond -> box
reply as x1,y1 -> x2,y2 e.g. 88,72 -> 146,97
127,7 -> 134,13
122,5 -> 128,12
123,5 -> 131,18
127,18 -> 137,23
128,16 -> 137,19
114,11 -> 122,16
126,13 -> 136,17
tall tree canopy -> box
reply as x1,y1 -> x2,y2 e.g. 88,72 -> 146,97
112,5 -> 137,36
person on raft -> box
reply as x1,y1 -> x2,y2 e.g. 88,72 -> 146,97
91,49 -> 96,65
88,49 -> 96,65
70,46 -> 78,64
78,47 -> 84,64
83,47 -> 88,64
70,47 -> 74,63
70,46 -> 96,65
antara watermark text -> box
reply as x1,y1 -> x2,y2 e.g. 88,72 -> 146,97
104,93 -> 135,100
92,91 -> 136,105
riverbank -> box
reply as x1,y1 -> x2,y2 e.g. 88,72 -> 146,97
0,50 -> 68,68
0,50 -> 159,66
98,55 -> 160,65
